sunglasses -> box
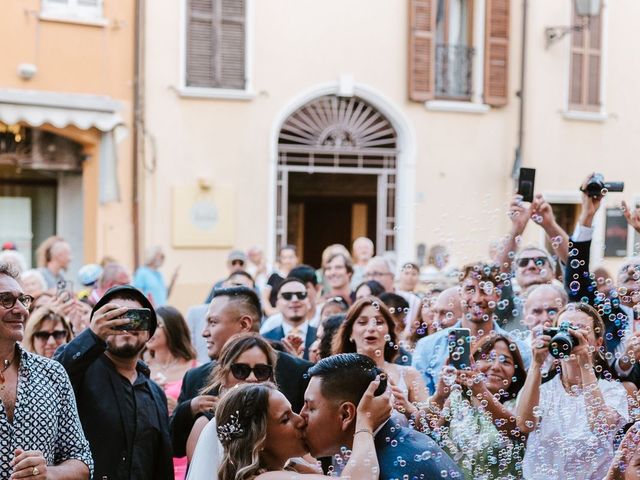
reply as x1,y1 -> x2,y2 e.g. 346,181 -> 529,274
0,292 -> 34,310
230,363 -> 273,382
517,256 -> 548,268
33,330 -> 67,342
280,291 -> 307,301
231,260 -> 245,266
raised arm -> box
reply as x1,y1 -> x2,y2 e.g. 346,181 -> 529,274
516,329 -> 551,434
531,193 -> 570,265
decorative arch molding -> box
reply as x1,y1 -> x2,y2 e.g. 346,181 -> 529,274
268,81 -> 416,267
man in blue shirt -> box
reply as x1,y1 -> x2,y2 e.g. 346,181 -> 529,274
413,262 -> 532,394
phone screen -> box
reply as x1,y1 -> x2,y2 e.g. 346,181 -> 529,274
517,168 -> 536,203
113,308 -> 152,331
448,328 -> 471,370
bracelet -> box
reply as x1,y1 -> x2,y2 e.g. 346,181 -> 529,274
354,429 -> 373,436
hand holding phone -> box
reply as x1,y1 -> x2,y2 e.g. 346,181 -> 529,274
447,328 -> 471,370
517,168 -> 536,203
112,308 -> 153,331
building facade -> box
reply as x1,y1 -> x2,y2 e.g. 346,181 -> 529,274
0,0 -> 136,277
142,0 -> 640,309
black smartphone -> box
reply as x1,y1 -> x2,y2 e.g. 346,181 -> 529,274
517,167 -> 536,203
373,373 -> 388,396
113,308 -> 153,331
447,328 -> 471,370
56,280 -> 73,300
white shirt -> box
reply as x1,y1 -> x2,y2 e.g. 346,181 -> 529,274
521,375 -> 629,480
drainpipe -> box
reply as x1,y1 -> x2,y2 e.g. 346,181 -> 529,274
132,0 -> 145,267
512,0 -> 528,181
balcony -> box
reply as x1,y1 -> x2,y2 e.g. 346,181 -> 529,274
435,43 -> 474,100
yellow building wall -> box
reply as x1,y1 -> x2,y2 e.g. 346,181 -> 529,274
0,0 -> 136,271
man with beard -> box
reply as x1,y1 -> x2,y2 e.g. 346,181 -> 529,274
413,262 -> 532,394
55,285 -> 173,480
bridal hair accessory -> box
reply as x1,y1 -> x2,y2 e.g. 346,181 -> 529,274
217,411 -> 244,444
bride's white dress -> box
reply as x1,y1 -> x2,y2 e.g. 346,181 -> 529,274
186,418 -> 224,480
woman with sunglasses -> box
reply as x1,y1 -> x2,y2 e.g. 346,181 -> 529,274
186,333 -> 278,480
23,306 -> 73,358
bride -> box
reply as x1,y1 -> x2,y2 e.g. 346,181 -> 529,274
215,378 -> 390,479
186,333 -> 278,479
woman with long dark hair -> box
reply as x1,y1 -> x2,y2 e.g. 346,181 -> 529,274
428,334 -> 528,479
517,302 -> 631,479
332,296 -> 429,428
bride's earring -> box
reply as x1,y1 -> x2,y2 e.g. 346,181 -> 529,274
349,337 -> 354,343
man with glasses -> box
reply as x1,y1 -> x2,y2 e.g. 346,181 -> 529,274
522,283 -> 568,331
170,286 -> 312,458
263,278 -> 317,360
0,263 -> 93,479
413,262 -> 532,394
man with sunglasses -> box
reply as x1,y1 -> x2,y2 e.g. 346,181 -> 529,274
262,278 -> 318,360
0,263 -> 93,479
259,264 -> 323,334
170,286 -> 312,458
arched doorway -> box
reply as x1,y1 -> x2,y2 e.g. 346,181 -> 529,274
275,95 -> 399,267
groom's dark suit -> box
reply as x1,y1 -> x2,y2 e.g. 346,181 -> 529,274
374,421 -> 463,479
170,351 -> 312,456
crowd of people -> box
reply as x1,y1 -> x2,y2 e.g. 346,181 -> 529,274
1,175 -> 640,479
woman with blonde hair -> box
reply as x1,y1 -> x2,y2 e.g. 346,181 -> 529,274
23,307 -> 73,358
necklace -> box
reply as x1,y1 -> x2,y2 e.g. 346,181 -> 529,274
0,355 -> 14,389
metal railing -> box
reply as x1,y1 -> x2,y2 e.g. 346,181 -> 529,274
435,43 -> 474,99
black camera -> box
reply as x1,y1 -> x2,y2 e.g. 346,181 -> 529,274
543,321 -> 576,359
580,173 -> 624,198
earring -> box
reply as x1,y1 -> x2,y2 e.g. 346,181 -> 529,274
349,338 -> 354,343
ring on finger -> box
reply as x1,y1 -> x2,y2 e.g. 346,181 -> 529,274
32,466 -> 40,476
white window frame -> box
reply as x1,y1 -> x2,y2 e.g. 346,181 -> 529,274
426,0 -> 490,114
40,0 -> 106,25
178,0 -> 255,101
562,0 -> 609,123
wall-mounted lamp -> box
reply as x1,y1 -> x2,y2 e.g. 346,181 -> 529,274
545,0 -> 601,48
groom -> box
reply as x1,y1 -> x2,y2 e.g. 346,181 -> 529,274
301,354 -> 463,479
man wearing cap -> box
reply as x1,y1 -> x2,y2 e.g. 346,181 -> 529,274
203,249 -> 247,303
54,285 -> 173,480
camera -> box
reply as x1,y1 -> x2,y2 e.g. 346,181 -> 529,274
580,173 -> 624,198
543,321 -> 576,359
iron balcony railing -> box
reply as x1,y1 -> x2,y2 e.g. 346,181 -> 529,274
435,43 -> 475,99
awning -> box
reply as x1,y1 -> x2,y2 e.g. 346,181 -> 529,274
0,88 -> 124,132
0,89 -> 125,204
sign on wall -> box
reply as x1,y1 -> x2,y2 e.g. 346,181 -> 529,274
172,184 -> 234,248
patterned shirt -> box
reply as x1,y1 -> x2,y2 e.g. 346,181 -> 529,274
0,344 -> 93,479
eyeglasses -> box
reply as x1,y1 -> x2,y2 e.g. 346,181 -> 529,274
0,292 -> 34,310
230,363 -> 273,382
33,330 -> 68,342
517,257 -> 548,268
280,291 -> 308,301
